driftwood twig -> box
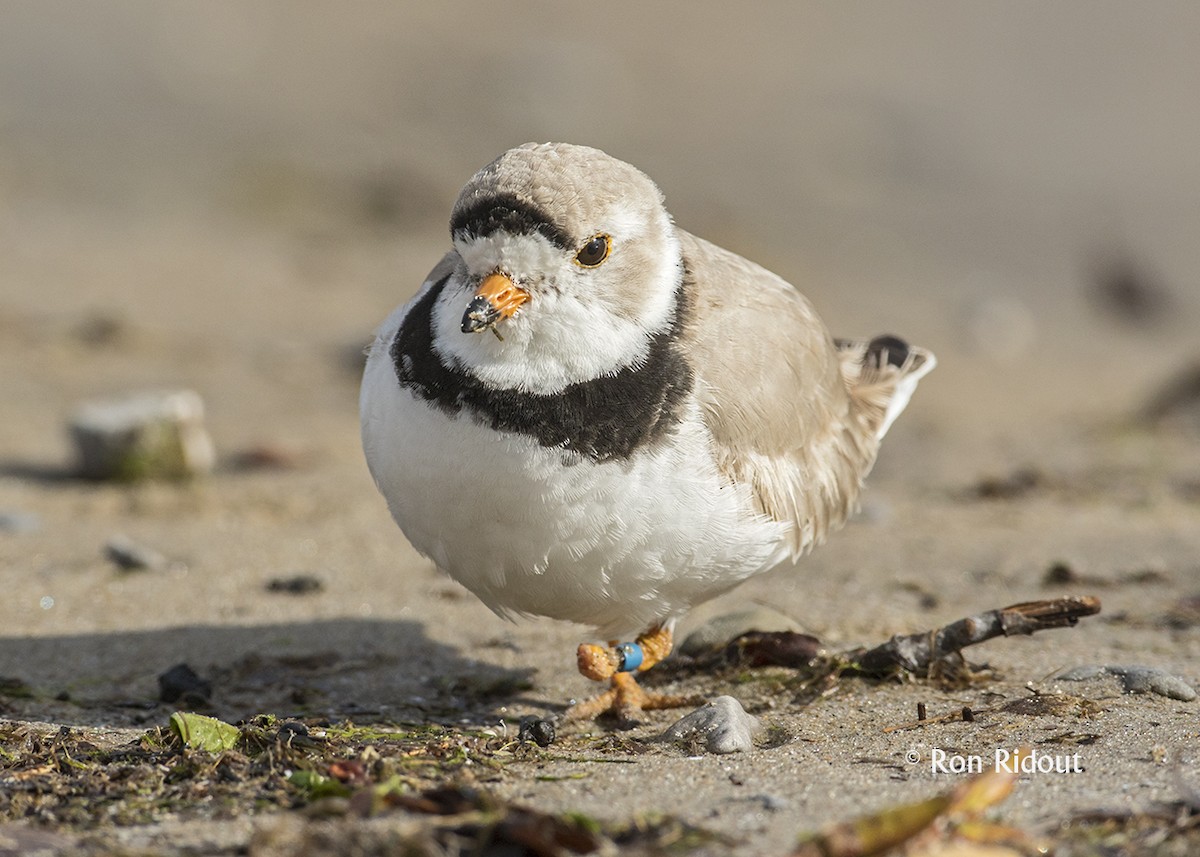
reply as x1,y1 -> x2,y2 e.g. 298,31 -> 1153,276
853,596 -> 1101,678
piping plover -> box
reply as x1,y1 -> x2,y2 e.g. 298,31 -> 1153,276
361,143 -> 934,722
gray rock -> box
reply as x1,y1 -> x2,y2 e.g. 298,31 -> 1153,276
1057,664 -> 1196,701
661,695 -> 762,754
679,608 -> 802,658
750,793 -> 788,812
69,390 -> 216,480
105,534 -> 171,572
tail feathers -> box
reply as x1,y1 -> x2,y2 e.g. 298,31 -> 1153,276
835,334 -> 936,441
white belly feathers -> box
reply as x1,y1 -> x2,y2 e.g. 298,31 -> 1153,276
361,325 -> 791,640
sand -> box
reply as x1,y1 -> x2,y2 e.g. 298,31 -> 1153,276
1,4 -> 1199,854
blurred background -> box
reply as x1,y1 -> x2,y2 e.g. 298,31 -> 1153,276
4,2 -> 1200,460
2,2 -> 1199,645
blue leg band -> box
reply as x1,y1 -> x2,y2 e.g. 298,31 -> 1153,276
616,642 -> 644,672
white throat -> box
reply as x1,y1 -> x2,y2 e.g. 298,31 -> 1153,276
431,232 -> 682,395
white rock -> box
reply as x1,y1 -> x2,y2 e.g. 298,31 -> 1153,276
70,390 -> 216,480
105,534 -> 171,571
660,696 -> 762,754
1058,664 -> 1196,701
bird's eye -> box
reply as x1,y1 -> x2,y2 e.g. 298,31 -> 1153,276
574,234 -> 611,267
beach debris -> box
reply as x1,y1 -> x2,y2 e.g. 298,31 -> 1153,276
4,717 -> 739,855
885,691 -> 1105,733
169,712 -> 240,753
104,534 -> 171,571
726,630 -> 823,668
158,663 -> 213,706
894,580 -> 940,610
1057,665 -> 1196,701
968,465 -> 1045,500
372,785 -> 605,852
1042,560 -> 1169,589
327,759 -> 369,787
792,752 -> 1035,856
286,769 -> 352,801
853,596 -> 1101,678
69,389 -> 216,480
1058,801 -> 1200,855
661,695 -> 761,754
277,721 -> 310,743
679,607 -> 802,658
265,574 -> 325,595
268,778 -> 727,852
1042,560 -> 1082,586
517,717 -> 556,747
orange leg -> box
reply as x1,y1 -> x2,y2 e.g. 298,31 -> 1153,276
565,625 -> 702,723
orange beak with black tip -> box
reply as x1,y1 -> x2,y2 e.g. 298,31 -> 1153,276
461,272 -> 529,335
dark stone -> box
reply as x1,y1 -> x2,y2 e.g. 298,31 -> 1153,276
725,631 -> 823,668
265,574 -> 325,595
158,663 -> 212,705
518,718 -> 556,747
278,721 -> 309,739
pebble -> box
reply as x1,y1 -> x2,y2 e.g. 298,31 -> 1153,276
1057,664 -> 1196,701
661,696 -> 761,754
158,663 -> 213,706
69,389 -> 216,480
971,466 -> 1044,500
105,534 -> 170,572
277,721 -> 311,744
679,608 -> 802,658
518,718 -> 556,747
265,574 -> 325,595
1042,560 -> 1081,586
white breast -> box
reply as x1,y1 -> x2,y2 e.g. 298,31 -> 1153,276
360,322 -> 792,640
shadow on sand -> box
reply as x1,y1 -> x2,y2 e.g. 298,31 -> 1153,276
0,618 -> 542,729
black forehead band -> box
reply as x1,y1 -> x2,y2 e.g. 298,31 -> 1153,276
450,192 -> 574,252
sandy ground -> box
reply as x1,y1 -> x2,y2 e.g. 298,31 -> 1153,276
2,3 -> 1200,854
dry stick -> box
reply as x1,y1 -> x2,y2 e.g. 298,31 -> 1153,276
852,596 -> 1101,678
883,705 -> 993,733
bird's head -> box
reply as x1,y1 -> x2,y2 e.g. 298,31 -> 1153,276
430,142 -> 684,395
